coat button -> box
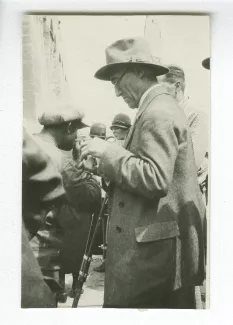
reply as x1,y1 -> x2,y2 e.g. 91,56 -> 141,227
119,201 -> 125,208
116,226 -> 122,233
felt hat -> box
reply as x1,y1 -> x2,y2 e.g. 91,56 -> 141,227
95,37 -> 169,81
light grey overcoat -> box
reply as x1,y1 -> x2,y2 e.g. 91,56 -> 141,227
98,85 -> 206,307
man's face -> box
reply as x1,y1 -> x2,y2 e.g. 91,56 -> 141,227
157,75 -> 177,98
112,127 -> 129,141
59,123 -> 79,151
110,68 -> 142,109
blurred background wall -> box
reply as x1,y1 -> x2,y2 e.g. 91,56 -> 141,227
23,15 -> 210,135
23,15 -> 69,133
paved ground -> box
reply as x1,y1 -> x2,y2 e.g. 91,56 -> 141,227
58,255 -> 104,308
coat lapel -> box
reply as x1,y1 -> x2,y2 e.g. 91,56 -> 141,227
124,85 -> 170,149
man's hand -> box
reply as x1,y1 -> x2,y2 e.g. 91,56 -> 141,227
78,155 -> 98,173
80,137 -> 109,160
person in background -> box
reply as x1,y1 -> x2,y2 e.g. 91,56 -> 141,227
157,65 -> 208,180
158,64 -> 209,308
22,128 -> 65,308
110,113 -> 131,145
90,122 -> 107,140
31,105 -> 101,300
79,37 -> 206,308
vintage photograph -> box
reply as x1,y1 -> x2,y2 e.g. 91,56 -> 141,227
22,14 -> 210,309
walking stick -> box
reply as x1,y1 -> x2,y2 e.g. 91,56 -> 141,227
72,195 -> 108,308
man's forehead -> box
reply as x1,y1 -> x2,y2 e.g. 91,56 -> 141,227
110,70 -> 124,81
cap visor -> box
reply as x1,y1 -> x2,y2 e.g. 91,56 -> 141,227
110,125 -> 130,130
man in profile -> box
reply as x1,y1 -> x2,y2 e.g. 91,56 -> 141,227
79,37 -> 206,308
31,105 -> 101,298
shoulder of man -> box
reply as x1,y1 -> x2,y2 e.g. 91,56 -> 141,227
145,92 -> 188,127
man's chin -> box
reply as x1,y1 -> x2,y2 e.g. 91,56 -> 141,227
124,99 -> 136,109
128,103 -> 137,109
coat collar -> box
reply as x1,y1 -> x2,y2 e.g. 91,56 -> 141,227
136,84 -> 170,121
124,85 -> 170,148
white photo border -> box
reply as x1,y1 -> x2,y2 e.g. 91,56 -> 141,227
1,0 -> 233,324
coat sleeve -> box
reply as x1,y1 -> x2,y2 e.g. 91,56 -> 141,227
61,158 -> 102,213
98,106 -> 180,199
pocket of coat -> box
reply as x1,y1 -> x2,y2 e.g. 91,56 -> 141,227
135,221 -> 180,243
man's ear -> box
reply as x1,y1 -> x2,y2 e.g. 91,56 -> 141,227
175,81 -> 182,91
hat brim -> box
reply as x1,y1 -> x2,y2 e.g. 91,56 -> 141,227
202,58 -> 210,70
95,62 -> 169,81
110,124 -> 130,130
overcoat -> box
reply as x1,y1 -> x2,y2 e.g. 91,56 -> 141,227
98,85 -> 206,307
22,128 -> 64,307
58,158 -> 101,274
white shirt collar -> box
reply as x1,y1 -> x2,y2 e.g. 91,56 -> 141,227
138,83 -> 162,109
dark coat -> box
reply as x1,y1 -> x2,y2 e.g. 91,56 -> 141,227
21,224 -> 56,308
22,128 -> 64,307
98,86 -> 206,307
58,158 -> 102,274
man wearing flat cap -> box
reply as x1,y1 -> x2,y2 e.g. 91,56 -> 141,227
79,37 -> 206,308
31,104 -> 101,298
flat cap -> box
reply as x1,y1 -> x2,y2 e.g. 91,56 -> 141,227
38,104 -> 88,128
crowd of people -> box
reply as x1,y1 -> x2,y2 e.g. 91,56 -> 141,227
22,37 -> 209,309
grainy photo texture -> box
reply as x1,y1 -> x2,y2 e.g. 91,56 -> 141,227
22,14 -> 210,309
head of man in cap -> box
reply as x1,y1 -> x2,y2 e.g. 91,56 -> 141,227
38,104 -> 88,151
110,113 -> 131,141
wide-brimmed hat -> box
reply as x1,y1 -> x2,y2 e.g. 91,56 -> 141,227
38,103 -> 89,129
95,37 -> 169,81
110,113 -> 131,130
202,57 -> 210,70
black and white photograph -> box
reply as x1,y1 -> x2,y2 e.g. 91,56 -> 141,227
22,14 -> 210,309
